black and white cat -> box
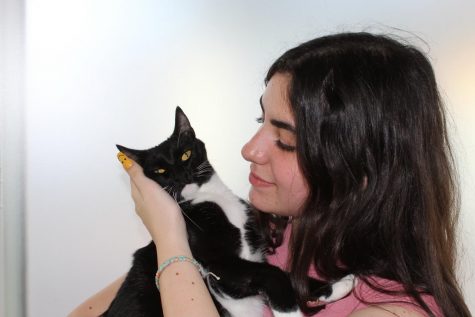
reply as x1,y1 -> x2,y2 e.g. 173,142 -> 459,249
104,107 -> 354,317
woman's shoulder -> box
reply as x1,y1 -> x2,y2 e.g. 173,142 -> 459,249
316,276 -> 442,317
347,304 -> 426,317
265,230 -> 442,317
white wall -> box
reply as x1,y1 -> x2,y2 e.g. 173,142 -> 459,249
24,1 -> 474,316
0,0 -> 26,316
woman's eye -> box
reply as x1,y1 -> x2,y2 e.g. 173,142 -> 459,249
256,116 -> 264,124
154,168 -> 166,174
181,150 -> 192,161
275,140 -> 296,152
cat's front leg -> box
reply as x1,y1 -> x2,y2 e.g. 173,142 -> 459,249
205,258 -> 303,317
271,275 -> 356,316
315,274 -> 356,303
272,311 -> 303,317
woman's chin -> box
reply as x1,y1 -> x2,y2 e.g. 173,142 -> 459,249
249,190 -> 269,210
249,190 -> 279,214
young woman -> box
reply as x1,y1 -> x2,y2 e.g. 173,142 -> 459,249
69,32 -> 471,317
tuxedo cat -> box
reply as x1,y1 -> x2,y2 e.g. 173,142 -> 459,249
103,107 -> 354,317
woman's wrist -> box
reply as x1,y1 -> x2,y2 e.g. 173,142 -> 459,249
144,204 -> 187,242
153,227 -> 192,263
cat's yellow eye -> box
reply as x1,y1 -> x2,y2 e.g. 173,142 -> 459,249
154,168 -> 166,174
181,150 -> 192,161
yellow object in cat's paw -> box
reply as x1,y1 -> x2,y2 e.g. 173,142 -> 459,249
117,152 -> 133,170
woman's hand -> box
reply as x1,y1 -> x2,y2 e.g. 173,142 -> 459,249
117,152 -> 190,258
117,152 -> 219,317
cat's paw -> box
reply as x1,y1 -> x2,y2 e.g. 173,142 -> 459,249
272,310 -> 303,317
318,274 -> 356,302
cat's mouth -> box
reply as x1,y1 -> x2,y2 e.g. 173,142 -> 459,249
163,185 -> 183,201
161,160 -> 214,202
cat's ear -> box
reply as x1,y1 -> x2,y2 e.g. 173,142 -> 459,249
116,144 -> 146,166
173,106 -> 195,138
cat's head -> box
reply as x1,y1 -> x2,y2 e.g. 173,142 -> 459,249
116,107 -> 214,196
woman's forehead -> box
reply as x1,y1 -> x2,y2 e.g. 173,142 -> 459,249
261,73 -> 294,120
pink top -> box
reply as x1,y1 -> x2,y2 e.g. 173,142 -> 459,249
264,227 -> 442,317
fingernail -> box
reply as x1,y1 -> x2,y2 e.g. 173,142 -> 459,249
117,152 -> 133,170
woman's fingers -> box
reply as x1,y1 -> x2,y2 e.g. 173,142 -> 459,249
117,152 -> 134,170
117,151 -> 159,195
116,151 -> 188,250
117,152 -> 144,182
130,178 -> 143,203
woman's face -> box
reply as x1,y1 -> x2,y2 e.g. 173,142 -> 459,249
241,73 -> 309,217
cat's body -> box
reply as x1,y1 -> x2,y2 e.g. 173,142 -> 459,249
104,107 -> 354,317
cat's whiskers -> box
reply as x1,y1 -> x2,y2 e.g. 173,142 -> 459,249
164,186 -> 203,231
194,161 -> 213,177
194,168 -> 213,175
164,186 -> 178,199
180,207 -> 204,232
196,166 -> 212,172
165,185 -> 179,201
196,160 -> 211,170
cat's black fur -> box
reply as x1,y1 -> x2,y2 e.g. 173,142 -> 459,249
103,107 -> 336,317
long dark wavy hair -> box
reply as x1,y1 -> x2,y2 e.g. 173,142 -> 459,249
261,32 -> 471,316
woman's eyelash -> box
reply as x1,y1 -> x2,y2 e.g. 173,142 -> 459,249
275,140 -> 296,152
255,115 -> 295,151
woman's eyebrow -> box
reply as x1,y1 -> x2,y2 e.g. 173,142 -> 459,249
271,119 -> 296,133
260,95 -> 296,133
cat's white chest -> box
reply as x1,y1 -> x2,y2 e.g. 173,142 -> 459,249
181,183 -> 200,198
181,174 -> 262,262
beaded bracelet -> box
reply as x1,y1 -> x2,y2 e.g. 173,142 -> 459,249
155,255 -> 206,290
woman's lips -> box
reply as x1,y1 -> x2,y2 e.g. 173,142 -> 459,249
249,172 -> 274,187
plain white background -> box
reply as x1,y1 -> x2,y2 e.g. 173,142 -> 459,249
19,0 -> 475,316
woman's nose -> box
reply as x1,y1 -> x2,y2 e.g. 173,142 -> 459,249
241,130 -> 267,164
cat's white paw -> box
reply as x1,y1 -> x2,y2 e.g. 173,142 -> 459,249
319,274 -> 356,302
272,310 -> 303,317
